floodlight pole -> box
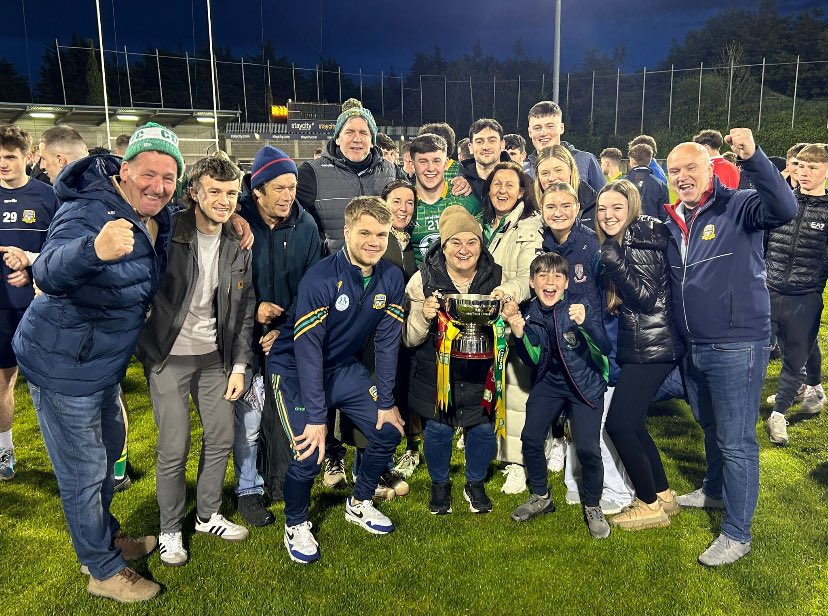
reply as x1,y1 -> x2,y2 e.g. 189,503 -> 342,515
553,0 -> 561,104
95,0 -> 112,148
207,0 -> 220,150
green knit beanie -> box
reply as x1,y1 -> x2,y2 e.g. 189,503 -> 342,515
123,122 -> 185,178
334,99 -> 378,142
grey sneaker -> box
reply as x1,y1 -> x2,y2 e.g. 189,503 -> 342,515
599,499 -> 625,515
676,488 -> 725,509
0,447 -> 15,480
767,383 -> 806,405
799,384 -> 825,415
392,450 -> 420,479
583,505 -> 610,539
766,411 -> 789,445
323,457 -> 347,488
698,533 -> 751,566
511,493 -> 556,522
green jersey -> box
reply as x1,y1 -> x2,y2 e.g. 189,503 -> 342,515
410,182 -> 481,265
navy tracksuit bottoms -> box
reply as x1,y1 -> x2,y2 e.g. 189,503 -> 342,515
272,361 -> 401,526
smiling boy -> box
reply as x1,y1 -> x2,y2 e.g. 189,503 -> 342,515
504,252 -> 612,538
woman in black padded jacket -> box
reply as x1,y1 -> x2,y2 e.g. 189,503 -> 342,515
594,179 -> 685,531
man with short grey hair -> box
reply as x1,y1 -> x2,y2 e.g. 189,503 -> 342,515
38,125 -> 89,183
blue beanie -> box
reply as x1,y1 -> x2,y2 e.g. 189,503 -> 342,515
250,146 -> 298,190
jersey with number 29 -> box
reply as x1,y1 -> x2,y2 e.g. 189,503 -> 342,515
0,178 -> 59,309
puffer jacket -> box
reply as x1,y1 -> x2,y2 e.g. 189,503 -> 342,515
599,217 -> 685,364
297,139 -> 396,254
136,207 -> 255,375
515,295 -> 612,408
765,190 -> 828,295
487,202 -> 543,302
13,154 -> 171,396
404,240 -> 503,428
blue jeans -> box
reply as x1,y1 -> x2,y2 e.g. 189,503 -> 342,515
423,420 -> 495,484
233,373 -> 265,497
30,383 -> 127,580
683,339 -> 771,543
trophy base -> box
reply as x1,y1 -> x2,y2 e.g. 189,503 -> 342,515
450,349 -> 494,360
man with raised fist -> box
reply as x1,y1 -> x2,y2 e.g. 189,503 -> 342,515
13,123 -> 184,603
663,128 -> 797,567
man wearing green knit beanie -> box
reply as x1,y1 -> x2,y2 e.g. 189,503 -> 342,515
123,122 -> 185,179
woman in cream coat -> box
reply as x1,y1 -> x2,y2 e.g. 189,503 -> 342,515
482,161 -> 544,493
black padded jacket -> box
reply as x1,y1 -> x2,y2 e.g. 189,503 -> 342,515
599,216 -> 685,365
765,190 -> 828,295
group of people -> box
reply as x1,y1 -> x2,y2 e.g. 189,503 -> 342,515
1,94 -> 826,603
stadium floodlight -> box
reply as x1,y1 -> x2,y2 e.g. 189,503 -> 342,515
29,112 -> 56,119
116,114 -> 140,122
197,115 -> 216,123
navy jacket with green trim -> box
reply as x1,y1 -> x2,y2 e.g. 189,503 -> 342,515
514,295 -> 612,408
268,248 -> 404,424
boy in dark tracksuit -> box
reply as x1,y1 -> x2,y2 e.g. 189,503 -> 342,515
504,252 -> 613,538
269,196 -> 405,564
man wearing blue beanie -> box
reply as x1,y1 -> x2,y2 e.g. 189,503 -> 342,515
232,146 -> 321,526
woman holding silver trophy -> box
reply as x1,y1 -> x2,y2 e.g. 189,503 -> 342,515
403,205 -> 505,515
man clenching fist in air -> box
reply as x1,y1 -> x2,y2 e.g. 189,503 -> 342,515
13,123 -> 185,602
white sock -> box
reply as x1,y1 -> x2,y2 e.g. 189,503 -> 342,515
770,410 -> 785,419
0,430 -> 12,450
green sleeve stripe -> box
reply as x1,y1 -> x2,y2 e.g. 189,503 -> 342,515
522,335 -> 542,365
578,327 -> 610,382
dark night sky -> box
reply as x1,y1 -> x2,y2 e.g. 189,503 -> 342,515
1,0 -> 816,85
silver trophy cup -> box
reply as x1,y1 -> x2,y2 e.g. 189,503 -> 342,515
444,294 -> 502,359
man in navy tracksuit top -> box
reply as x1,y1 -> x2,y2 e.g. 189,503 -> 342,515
269,196 -> 405,564
663,129 -> 797,567
0,124 -> 59,481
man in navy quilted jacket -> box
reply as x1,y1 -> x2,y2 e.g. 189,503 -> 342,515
13,123 -> 182,603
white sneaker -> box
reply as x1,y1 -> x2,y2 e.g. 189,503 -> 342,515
195,513 -> 249,542
158,532 -> 188,566
565,490 -> 581,505
546,437 -> 566,472
345,496 -> 395,534
799,384 -> 825,415
500,464 -> 527,494
284,521 -> 319,564
766,411 -> 789,445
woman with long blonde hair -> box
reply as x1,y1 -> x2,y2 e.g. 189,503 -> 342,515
595,179 -> 684,531
534,145 -> 598,228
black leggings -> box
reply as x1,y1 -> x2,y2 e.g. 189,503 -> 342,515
604,362 -> 675,504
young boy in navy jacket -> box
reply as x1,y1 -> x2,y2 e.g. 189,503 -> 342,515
504,252 -> 613,538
